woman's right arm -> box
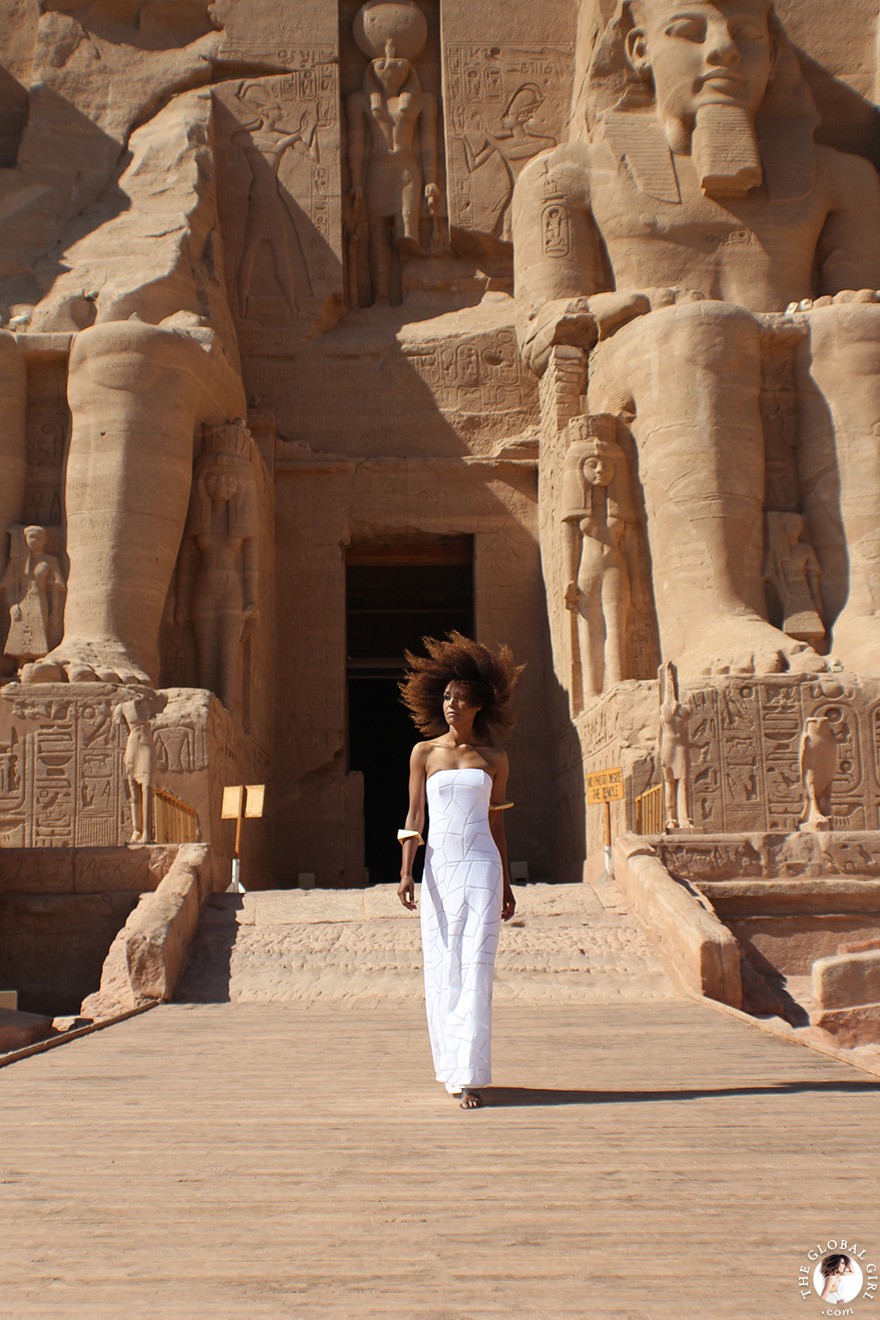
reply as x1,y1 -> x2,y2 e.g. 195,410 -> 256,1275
398,743 -> 427,910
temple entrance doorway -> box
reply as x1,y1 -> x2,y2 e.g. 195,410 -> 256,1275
346,538 -> 474,886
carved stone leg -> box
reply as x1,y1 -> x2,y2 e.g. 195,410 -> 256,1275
0,331 -> 27,575
368,218 -> 393,304
30,321 -> 213,685
797,302 -> 880,674
588,302 -> 823,677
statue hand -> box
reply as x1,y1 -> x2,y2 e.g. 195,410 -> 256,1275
643,287 -> 707,310
348,185 -> 364,217
564,581 -> 581,611
789,290 -> 880,313
424,182 -> 441,214
523,297 -> 598,373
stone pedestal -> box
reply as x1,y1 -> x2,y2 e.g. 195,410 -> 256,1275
570,672 -> 880,866
0,683 -> 268,873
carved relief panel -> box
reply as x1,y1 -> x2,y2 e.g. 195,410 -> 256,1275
213,60 -> 343,349
440,0 -> 576,242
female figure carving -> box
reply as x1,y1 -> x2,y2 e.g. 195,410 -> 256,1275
2,525 -> 66,667
562,414 -> 634,703
176,427 -> 258,716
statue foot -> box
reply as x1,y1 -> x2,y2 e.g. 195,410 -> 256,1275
679,615 -> 826,679
21,637 -> 152,687
397,235 -> 422,259
829,612 -> 880,678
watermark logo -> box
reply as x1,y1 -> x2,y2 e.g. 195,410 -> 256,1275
797,1239 -> 878,1316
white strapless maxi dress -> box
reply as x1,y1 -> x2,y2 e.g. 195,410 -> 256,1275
420,768 -> 502,1090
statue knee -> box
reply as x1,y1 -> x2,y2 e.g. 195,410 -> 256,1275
647,300 -> 760,366
808,300 -> 880,357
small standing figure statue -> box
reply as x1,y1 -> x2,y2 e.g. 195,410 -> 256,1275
562,414 -> 634,706
1,525 -> 66,668
763,513 -> 825,648
176,421 -> 259,717
658,660 -> 693,831
799,715 -> 837,832
114,691 -> 164,844
346,0 -> 440,305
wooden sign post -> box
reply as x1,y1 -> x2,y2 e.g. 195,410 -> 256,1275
585,767 -> 624,878
221,784 -> 266,892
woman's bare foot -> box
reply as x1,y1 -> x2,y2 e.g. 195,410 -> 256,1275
460,1089 -> 483,1109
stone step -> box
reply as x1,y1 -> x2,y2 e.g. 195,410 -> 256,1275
176,882 -> 677,1006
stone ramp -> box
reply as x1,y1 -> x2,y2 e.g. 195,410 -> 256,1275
175,881 -> 676,1004
1,1000 -> 878,1319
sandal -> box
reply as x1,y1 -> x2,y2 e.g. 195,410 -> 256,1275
459,1089 -> 483,1109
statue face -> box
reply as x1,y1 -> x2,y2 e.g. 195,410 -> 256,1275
24,527 -> 47,552
581,454 -> 615,487
373,42 -> 412,96
628,0 -> 774,125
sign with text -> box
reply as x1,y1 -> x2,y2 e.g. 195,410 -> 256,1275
586,767 -> 624,805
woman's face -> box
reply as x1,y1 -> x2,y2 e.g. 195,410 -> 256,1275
443,682 -> 481,728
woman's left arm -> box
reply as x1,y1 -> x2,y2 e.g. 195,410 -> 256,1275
489,753 -> 516,921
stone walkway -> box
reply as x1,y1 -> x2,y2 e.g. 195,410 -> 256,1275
1,1001 -> 879,1319
2,882 -> 880,1318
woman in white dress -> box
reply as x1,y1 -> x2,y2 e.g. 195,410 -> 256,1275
397,633 -> 522,1110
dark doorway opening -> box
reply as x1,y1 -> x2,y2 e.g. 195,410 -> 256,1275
347,538 -> 474,886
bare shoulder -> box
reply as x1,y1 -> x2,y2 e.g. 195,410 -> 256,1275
410,741 -> 432,769
483,745 -> 509,775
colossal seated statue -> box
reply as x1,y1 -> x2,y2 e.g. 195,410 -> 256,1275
0,0 -> 244,689
514,0 -> 880,680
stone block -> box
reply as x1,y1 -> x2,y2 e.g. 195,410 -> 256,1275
81,844 -> 210,1018
614,834 -> 742,1007
0,1008 -> 54,1052
813,947 -> 880,1011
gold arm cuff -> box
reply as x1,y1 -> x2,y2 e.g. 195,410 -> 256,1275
489,801 -> 514,811
397,829 -> 425,846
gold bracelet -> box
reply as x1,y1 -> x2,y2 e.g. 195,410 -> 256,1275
397,829 -> 424,845
489,801 -> 514,811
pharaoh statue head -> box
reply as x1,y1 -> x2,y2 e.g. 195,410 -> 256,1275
583,0 -> 818,197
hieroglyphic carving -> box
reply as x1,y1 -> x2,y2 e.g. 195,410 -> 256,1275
401,329 -> 533,413
684,676 -> 874,834
444,45 -> 571,240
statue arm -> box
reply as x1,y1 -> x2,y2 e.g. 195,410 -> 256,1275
513,148 -> 602,374
242,536 -> 259,620
346,93 -> 367,202
816,149 -> 880,295
419,94 -> 439,195
175,536 -> 198,626
562,517 -> 582,609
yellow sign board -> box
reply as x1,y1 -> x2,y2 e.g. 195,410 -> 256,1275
221,785 -> 244,819
586,767 -> 624,805
222,785 -> 266,819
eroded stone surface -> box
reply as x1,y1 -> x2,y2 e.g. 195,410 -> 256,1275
176,882 -> 675,1005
